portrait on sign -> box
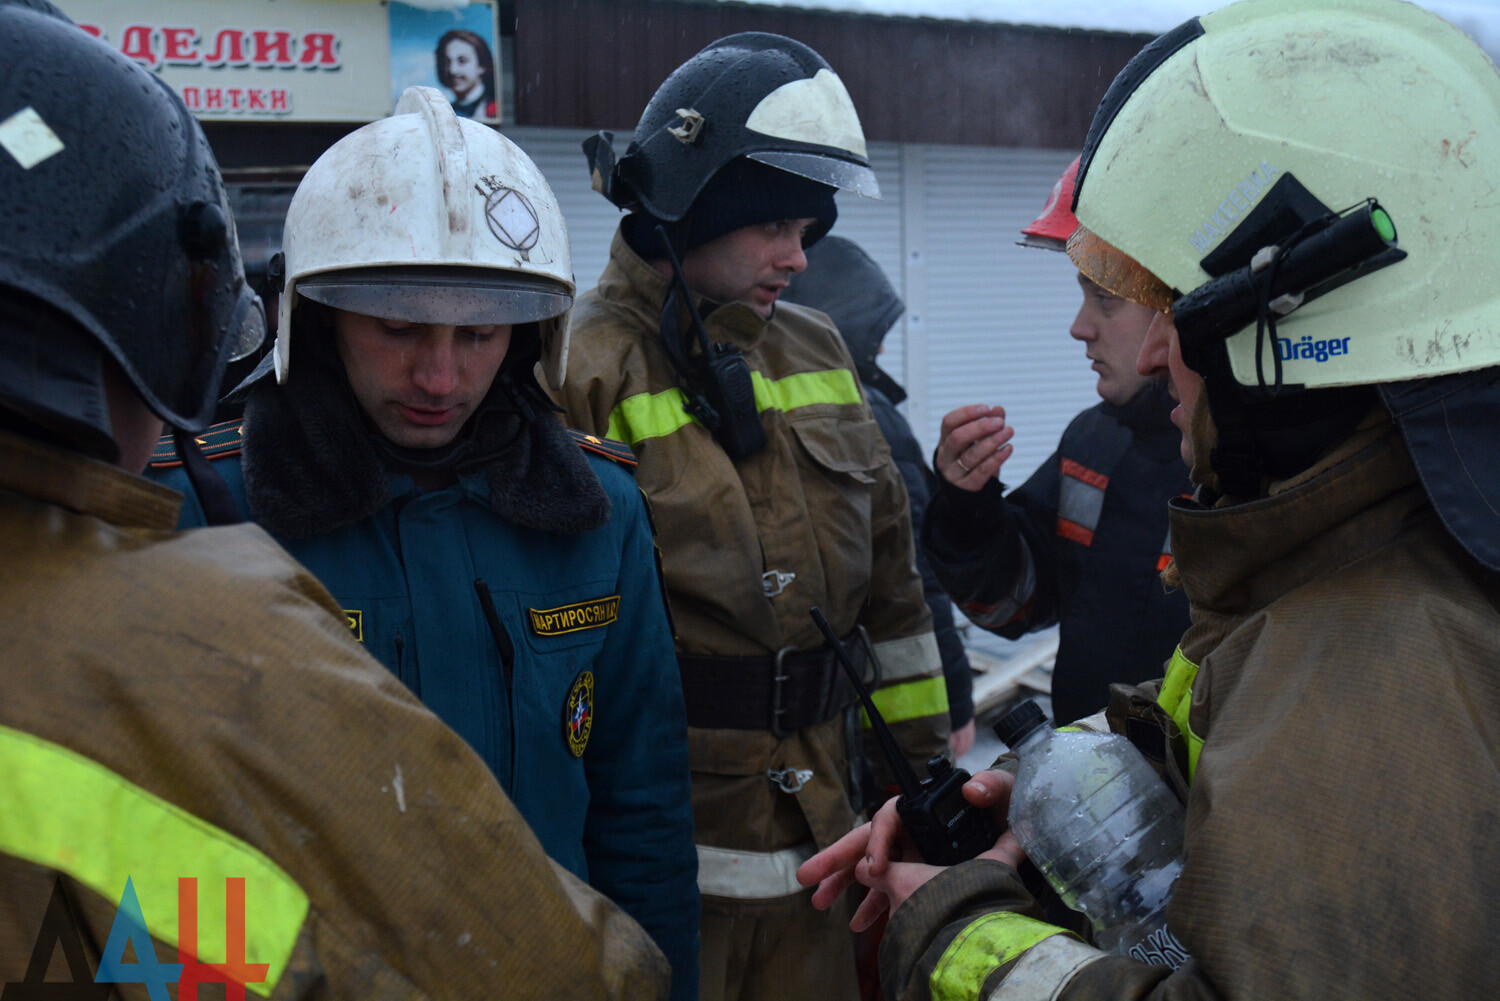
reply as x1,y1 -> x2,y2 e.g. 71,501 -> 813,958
389,0 -> 500,122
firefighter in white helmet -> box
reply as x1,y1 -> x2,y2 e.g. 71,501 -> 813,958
801,1 -> 1500,998
150,87 -> 700,994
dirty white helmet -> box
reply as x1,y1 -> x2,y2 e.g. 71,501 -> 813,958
276,86 -> 574,388
1069,0 -> 1500,392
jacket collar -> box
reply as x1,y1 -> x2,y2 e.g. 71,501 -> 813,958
0,429 -> 181,531
239,345 -> 610,541
1102,379 -> 1178,436
599,224 -> 771,352
1169,418 -> 1427,616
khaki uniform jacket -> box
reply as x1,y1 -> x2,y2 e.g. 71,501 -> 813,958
0,430 -> 667,1000
880,420 -> 1500,1000
560,228 -> 948,904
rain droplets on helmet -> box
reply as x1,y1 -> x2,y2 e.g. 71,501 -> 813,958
584,32 -> 879,222
0,3 -> 264,448
274,86 -> 575,389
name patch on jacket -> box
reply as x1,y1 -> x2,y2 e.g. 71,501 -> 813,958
528,595 -> 620,636
344,609 -> 364,642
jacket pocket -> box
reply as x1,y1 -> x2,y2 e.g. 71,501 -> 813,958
787,416 -> 882,580
789,415 -> 880,485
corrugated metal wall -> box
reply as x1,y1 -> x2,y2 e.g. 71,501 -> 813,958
507,126 -> 1099,486
905,144 -> 1099,485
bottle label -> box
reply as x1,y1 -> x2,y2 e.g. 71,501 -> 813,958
1128,925 -> 1190,969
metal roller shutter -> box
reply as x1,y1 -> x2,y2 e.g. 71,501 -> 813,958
904,144 -> 1101,486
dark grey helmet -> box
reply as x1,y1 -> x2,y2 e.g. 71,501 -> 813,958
584,32 -> 879,222
0,3 -> 264,457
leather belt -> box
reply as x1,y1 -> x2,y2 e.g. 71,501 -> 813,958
677,634 -> 866,736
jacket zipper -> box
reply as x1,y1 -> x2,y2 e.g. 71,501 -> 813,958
473,579 -> 517,793
393,631 -> 419,696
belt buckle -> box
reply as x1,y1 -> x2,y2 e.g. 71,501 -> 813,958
769,645 -> 796,737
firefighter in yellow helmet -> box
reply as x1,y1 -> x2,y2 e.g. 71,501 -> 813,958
800,1 -> 1500,998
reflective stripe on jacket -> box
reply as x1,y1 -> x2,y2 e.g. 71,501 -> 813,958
924,388 -> 1190,726
560,227 -> 947,901
881,418 -> 1500,1001
0,429 -> 669,999
153,439 -> 700,993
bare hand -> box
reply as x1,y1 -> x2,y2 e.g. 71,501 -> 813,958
796,769 -> 1022,930
855,827 -> 1025,917
949,719 -> 977,759
936,405 -> 1014,491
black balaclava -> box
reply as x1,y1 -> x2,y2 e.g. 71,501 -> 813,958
625,157 -> 837,260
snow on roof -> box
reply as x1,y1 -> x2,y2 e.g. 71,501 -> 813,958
715,0 -> 1500,59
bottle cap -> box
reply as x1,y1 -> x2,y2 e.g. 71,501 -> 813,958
994,698 -> 1048,748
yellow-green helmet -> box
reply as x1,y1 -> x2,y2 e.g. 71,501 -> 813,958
1071,0 -> 1500,565
1075,0 -> 1500,390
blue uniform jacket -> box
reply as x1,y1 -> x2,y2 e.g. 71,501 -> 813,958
151,426 -> 700,998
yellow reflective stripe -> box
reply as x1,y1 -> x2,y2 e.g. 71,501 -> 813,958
0,724 -> 308,996
860,676 -> 949,726
607,386 -> 696,445
1157,645 -> 1205,783
606,368 -> 861,445
750,368 -> 861,412
930,911 -> 1068,1001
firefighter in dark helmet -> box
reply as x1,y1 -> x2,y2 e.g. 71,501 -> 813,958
0,4 -> 671,996
564,32 -> 949,1001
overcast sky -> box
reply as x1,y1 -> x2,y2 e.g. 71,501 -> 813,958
722,0 -> 1500,58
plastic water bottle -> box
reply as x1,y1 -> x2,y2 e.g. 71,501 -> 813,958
994,699 -> 1190,968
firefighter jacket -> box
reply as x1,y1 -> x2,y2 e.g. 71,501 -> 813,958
782,234 -> 972,728
558,226 -> 948,907
0,428 -> 669,1000
149,386 -> 699,998
869,384 -> 974,730
879,417 -> 1500,1001
923,382 -> 1191,725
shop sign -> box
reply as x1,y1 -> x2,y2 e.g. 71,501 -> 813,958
55,1 -> 498,124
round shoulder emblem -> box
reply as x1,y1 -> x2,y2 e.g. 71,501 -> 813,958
484,185 -> 540,252
564,670 -> 595,758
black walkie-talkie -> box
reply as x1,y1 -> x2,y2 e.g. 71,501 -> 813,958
654,225 -> 767,460
809,607 -> 1000,865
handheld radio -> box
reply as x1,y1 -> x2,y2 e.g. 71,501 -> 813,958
654,225 -> 768,460
808,607 -> 1000,865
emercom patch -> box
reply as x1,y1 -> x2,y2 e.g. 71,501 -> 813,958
564,670 -> 595,757
528,595 -> 620,636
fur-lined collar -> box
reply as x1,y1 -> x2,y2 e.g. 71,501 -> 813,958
239,354 -> 609,541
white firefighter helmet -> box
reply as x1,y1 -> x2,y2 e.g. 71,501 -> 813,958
275,87 -> 574,388
1069,0 -> 1500,392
